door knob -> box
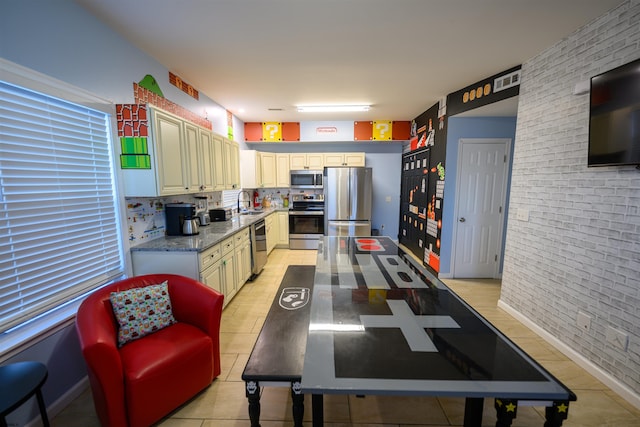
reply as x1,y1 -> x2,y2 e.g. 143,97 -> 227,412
459,217 -> 466,223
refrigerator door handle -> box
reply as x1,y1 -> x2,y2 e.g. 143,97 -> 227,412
329,220 -> 370,226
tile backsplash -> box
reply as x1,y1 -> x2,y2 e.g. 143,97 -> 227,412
125,193 -> 223,246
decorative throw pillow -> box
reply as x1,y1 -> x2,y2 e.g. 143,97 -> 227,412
110,281 -> 177,347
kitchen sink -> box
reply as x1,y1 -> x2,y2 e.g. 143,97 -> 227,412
241,210 -> 263,215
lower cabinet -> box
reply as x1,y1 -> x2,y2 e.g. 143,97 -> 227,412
265,213 -> 276,254
218,236 -> 237,307
131,227 -> 252,309
276,211 -> 289,247
234,228 -> 252,291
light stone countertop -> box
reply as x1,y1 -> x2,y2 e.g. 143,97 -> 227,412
130,208 -> 286,252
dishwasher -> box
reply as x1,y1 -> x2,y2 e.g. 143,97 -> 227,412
250,219 -> 267,279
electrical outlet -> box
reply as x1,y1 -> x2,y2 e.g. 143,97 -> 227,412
577,312 -> 591,332
606,326 -> 629,351
517,208 -> 529,221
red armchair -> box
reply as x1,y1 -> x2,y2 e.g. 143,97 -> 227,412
76,274 -> 224,427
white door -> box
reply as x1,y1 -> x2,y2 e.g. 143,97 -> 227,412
453,139 -> 510,278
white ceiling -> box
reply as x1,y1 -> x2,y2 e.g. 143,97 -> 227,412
75,0 -> 621,123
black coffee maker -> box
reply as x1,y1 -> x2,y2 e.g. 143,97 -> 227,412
165,203 -> 197,236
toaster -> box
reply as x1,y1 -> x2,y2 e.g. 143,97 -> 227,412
209,208 -> 232,221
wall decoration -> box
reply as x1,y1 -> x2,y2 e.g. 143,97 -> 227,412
116,104 -> 148,137
448,65 -> 521,116
403,102 -> 445,275
262,122 -> 283,142
282,122 -> 300,141
227,110 -> 234,140
138,74 -> 164,97
245,122 -> 263,141
133,82 -> 212,130
120,137 -> 150,169
392,121 -> 411,140
245,120 -> 411,142
354,121 -> 373,140
169,71 -> 199,100
372,121 -> 392,140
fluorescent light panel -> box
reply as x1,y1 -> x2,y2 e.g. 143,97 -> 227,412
297,104 -> 370,113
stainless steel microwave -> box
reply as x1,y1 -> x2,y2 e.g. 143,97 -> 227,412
290,170 -> 323,189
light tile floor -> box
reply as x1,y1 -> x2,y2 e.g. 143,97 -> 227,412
53,248 -> 640,426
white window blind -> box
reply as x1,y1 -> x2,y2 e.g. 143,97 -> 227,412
0,80 -> 124,333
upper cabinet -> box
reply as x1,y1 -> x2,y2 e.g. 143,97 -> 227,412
290,153 -> 324,170
121,106 -> 238,196
275,154 -> 290,187
240,150 -> 276,189
214,133 -> 240,191
323,152 -> 365,167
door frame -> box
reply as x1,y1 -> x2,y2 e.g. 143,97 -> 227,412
450,138 -> 512,279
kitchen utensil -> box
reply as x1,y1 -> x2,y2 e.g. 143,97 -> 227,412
182,217 -> 199,235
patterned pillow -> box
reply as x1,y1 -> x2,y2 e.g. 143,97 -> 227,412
110,281 -> 177,347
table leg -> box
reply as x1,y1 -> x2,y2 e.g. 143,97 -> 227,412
312,394 -> 324,427
544,400 -> 570,427
35,389 -> 50,427
495,398 -> 518,427
245,381 -> 261,427
291,381 -> 304,427
463,397 -> 483,427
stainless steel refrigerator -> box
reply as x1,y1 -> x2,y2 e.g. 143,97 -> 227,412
324,167 -> 372,236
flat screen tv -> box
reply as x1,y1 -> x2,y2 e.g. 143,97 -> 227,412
588,57 -> 640,167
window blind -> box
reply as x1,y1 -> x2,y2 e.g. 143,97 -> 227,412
0,81 -> 125,333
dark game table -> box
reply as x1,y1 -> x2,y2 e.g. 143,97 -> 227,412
301,236 -> 576,427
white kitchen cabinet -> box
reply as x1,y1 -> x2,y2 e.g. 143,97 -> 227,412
212,134 -> 226,191
185,123 -> 216,192
240,150 -> 276,189
153,109 -> 189,195
240,150 -> 261,189
276,211 -> 289,247
121,106 -> 220,196
131,227 -> 254,308
289,153 -> 324,170
234,228 -> 252,287
219,236 -> 236,306
265,213 -> 276,254
260,152 -> 277,188
212,133 -> 240,190
201,259 -> 222,295
224,137 -> 240,189
276,153 -> 290,187
323,152 -> 365,167
198,129 -> 215,192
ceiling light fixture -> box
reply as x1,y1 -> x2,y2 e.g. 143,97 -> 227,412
297,104 -> 371,113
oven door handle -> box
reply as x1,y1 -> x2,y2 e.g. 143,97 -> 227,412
289,211 -> 324,216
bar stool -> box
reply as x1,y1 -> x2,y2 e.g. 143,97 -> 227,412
0,361 -> 49,427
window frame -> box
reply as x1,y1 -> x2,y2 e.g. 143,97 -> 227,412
0,58 -> 131,361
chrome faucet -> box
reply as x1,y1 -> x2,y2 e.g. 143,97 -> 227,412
237,190 -> 251,213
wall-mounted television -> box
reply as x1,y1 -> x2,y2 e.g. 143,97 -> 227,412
588,57 -> 640,167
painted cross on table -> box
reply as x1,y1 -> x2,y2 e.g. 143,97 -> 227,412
360,299 -> 460,352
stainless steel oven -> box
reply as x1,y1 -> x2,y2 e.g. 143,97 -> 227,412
289,194 -> 324,249
290,170 -> 323,189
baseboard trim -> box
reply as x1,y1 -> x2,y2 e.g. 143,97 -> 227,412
498,299 -> 640,411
